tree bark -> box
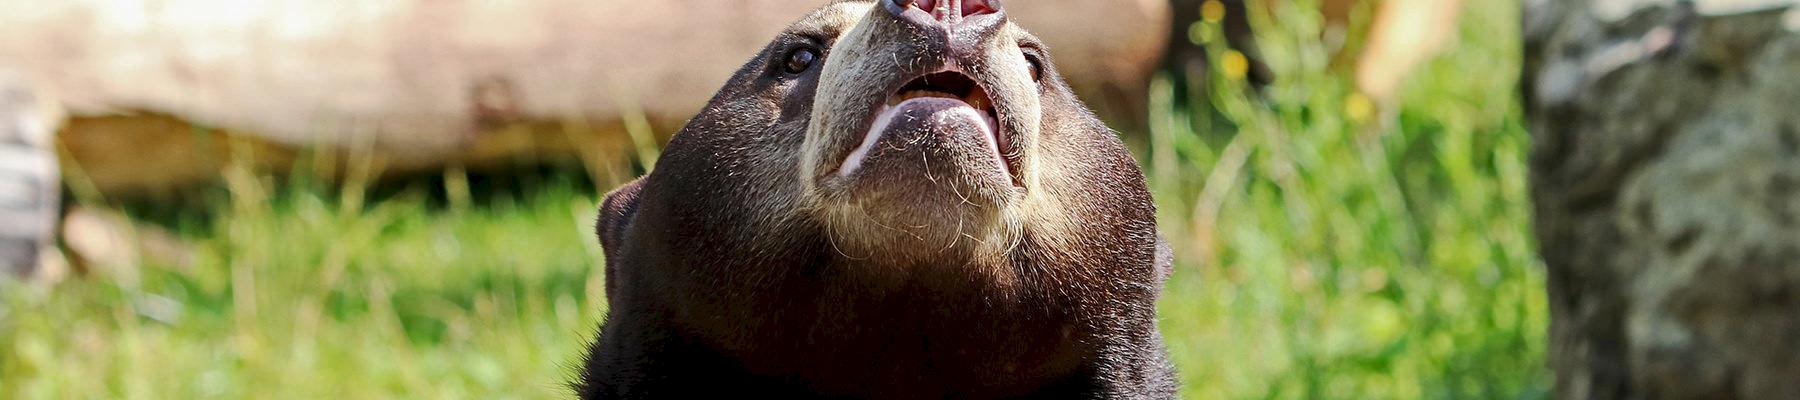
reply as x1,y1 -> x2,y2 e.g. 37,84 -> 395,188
1525,0 -> 1800,398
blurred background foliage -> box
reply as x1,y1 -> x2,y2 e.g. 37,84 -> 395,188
0,0 -> 1545,398
1153,0 -> 1544,398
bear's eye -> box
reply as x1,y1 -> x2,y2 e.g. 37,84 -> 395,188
784,47 -> 820,74
1023,52 -> 1044,83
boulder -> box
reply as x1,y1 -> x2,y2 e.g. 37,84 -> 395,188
1525,0 -> 1800,398
0,70 -> 61,278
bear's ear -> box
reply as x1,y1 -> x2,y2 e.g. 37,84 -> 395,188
596,177 -> 647,258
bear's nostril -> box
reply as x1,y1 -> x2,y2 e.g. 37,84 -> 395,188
898,0 -> 937,13
961,0 -> 999,17
890,0 -> 925,12
898,0 -> 999,22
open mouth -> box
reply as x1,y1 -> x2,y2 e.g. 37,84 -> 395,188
837,70 -> 1010,180
887,71 -> 1003,152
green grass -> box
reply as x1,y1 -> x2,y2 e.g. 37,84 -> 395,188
1152,0 -> 1545,398
4,178 -> 608,399
0,0 -> 1545,398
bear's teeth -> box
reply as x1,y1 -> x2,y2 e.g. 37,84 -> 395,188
965,92 -> 991,112
891,90 -> 960,105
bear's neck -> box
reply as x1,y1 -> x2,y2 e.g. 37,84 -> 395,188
653,246 -> 1099,397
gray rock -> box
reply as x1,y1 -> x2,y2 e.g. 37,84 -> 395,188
0,71 -> 60,278
1526,0 -> 1800,398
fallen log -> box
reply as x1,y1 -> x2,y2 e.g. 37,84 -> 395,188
0,0 -> 1169,194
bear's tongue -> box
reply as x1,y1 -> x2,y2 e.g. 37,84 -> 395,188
836,98 -> 1000,178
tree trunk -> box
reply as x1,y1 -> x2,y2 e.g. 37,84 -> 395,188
0,70 -> 60,278
1525,0 -> 1800,398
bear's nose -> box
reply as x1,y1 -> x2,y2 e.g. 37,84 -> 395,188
887,0 -> 1001,25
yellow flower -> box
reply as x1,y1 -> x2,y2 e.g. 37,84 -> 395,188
1201,0 -> 1226,23
1346,92 -> 1376,123
1222,50 -> 1249,81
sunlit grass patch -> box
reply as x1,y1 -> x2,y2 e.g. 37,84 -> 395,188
1152,0 -> 1546,398
3,176 -> 607,399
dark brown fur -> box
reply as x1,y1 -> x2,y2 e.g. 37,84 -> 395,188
576,2 -> 1174,398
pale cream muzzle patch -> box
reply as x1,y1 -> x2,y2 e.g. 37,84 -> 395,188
798,1 -> 1047,264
